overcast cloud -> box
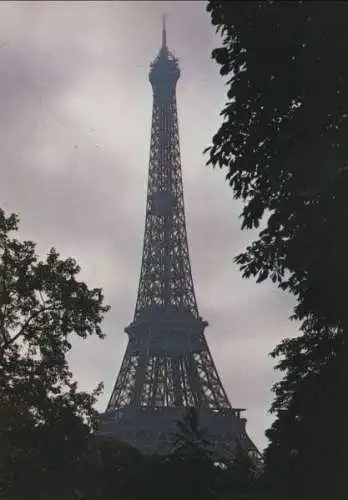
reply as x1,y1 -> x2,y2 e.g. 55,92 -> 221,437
0,0 -> 298,451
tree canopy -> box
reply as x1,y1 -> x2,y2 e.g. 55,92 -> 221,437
206,1 -> 348,331
0,208 -> 110,499
206,2 -> 348,499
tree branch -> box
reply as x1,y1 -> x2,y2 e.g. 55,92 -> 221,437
0,305 -> 57,355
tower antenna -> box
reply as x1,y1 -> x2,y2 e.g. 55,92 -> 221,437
162,14 -> 167,47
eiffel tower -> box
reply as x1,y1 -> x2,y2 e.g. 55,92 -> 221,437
99,20 -> 260,461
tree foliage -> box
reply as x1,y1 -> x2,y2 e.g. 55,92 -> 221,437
169,407 -> 213,462
206,1 -> 348,330
0,208 -> 110,498
164,408 -> 257,500
79,436 -> 149,500
206,2 -> 348,499
164,408 -> 218,500
261,328 -> 348,500
72,413 -> 258,500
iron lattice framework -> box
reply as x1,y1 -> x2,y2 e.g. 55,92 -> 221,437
99,21 -> 260,461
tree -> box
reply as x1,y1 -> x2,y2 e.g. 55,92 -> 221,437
206,0 -> 348,329
78,436 -> 150,500
218,444 -> 258,500
169,407 -> 213,462
263,328 -> 348,500
0,208 -> 110,499
206,2 -> 348,499
167,408 -> 258,500
164,408 -> 219,500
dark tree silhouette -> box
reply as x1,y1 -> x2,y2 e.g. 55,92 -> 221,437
163,408 -> 218,500
206,2 -> 348,499
0,208 -> 110,499
169,407 -> 213,462
79,436 -> 149,500
163,408 -> 257,500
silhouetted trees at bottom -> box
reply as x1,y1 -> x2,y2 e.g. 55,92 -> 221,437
0,407 -> 261,500
84,408 -> 260,500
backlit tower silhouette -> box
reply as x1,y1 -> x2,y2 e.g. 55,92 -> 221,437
99,20 -> 259,461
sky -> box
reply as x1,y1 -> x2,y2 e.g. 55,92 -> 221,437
0,0 -> 298,451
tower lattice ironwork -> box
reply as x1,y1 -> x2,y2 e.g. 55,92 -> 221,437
99,20 -> 260,461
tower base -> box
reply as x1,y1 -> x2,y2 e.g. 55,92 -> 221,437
98,406 -> 259,461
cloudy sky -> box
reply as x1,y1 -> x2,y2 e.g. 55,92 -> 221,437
0,0 -> 298,451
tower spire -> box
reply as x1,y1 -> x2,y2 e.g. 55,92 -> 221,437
162,15 -> 167,47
